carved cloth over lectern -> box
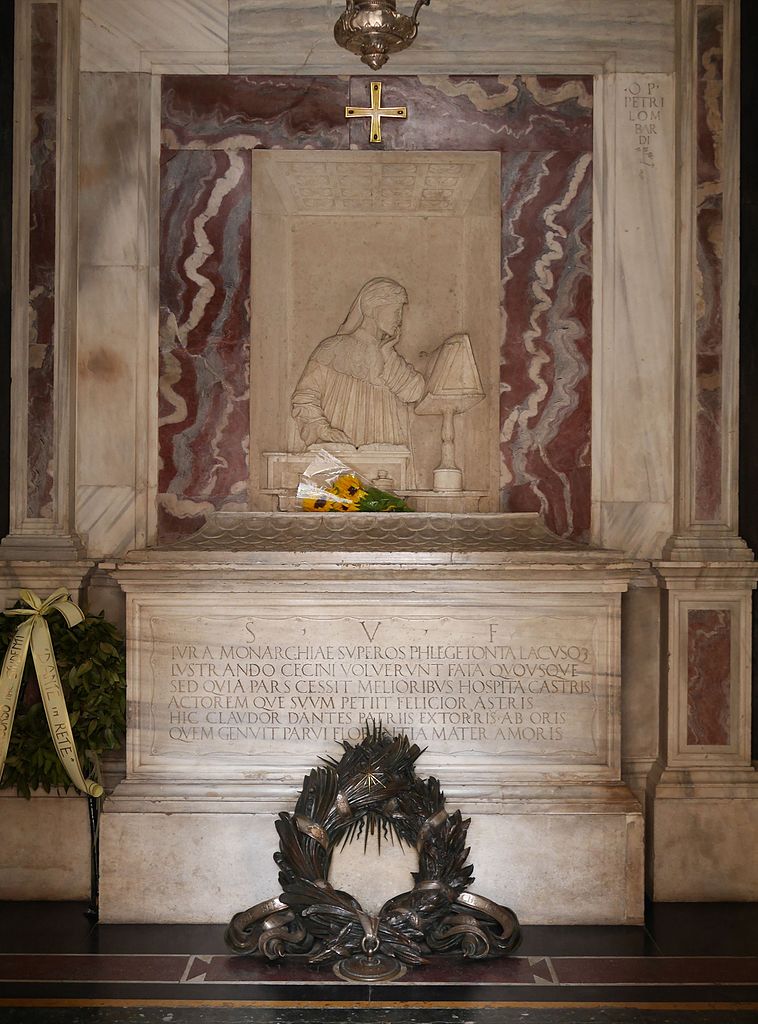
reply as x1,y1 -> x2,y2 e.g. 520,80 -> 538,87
415,333 -> 485,493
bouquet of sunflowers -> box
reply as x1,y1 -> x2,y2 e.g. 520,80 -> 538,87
297,451 -> 411,513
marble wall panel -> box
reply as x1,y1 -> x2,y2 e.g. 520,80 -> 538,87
102,805 -> 642,923
161,75 -> 349,149
78,73 -> 142,267
345,76 -> 592,153
158,148 -> 252,541
653,799 -> 758,901
158,77 -> 352,541
499,146 -> 592,541
229,0 -> 675,75
694,5 -> 724,522
77,265 -> 138,488
158,74 -> 592,543
27,2 -> 58,519
686,607 -> 731,746
81,0 -> 229,73
0,792 -> 90,900
469,811 -> 639,924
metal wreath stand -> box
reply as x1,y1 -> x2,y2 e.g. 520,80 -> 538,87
226,725 -> 521,982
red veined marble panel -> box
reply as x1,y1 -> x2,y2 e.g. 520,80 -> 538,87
161,75 -> 350,151
346,76 -> 592,153
687,608 -> 731,746
158,148 -> 253,542
27,2 -> 58,519
694,5 -> 724,522
158,78 -> 350,543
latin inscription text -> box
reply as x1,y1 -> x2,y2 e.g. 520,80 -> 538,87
145,614 -> 606,763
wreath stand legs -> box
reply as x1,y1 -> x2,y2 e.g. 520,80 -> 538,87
85,793 -> 101,920
334,929 -> 408,983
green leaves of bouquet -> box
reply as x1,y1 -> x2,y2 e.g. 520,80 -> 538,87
0,610 -> 126,798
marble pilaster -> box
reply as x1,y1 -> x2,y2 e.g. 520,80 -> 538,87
2,0 -> 85,564
650,0 -> 758,901
664,0 -> 747,560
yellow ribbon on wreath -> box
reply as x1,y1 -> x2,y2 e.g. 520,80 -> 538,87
0,588 -> 103,797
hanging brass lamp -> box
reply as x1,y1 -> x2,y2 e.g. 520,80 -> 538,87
334,0 -> 432,70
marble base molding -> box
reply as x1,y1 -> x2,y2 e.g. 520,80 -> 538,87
0,559 -> 94,611
99,790 -> 643,926
0,789 -> 91,901
649,767 -> 758,901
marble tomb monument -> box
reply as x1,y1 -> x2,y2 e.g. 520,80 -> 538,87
1,0 -> 756,927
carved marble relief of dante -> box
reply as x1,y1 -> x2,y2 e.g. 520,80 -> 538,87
291,278 -> 425,449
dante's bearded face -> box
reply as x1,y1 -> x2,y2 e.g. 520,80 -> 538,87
373,299 -> 405,339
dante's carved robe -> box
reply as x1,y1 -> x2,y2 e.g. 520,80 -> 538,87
291,326 -> 425,447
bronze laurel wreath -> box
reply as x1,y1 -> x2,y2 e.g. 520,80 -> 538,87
226,725 -> 521,968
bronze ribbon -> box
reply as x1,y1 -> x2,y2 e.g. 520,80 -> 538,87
456,890 -> 519,939
415,878 -> 457,900
416,808 -> 447,851
0,588 -> 103,797
294,813 -> 330,849
335,790 -> 352,817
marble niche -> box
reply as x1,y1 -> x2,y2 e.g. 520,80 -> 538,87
250,150 -> 500,512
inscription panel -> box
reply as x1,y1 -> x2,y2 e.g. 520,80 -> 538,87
131,595 -> 619,783
623,78 -> 666,170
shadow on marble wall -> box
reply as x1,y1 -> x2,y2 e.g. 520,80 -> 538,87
0,1 -> 13,540
739,0 -> 758,758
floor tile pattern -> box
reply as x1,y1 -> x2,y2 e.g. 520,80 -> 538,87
1,903 -> 758,1023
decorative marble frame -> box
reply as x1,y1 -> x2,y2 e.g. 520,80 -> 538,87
125,53 -> 673,559
0,2 -> 679,563
666,591 -> 750,767
122,585 -> 624,790
0,0 -> 680,564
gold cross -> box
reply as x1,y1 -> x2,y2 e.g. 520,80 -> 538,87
345,81 -> 407,144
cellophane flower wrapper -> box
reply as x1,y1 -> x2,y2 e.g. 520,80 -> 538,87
297,450 -> 412,512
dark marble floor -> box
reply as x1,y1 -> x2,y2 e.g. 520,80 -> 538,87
1,902 -> 758,1023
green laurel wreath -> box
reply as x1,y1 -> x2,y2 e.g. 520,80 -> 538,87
0,609 -> 125,798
